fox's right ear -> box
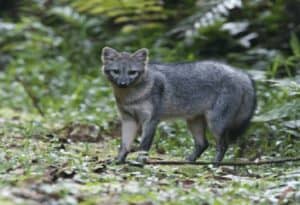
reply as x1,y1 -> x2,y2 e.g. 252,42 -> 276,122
101,47 -> 119,63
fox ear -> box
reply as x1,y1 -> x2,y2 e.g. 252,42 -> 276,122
101,47 -> 119,63
132,48 -> 148,63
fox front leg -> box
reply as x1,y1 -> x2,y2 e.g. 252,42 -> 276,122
116,117 -> 138,163
136,119 -> 159,163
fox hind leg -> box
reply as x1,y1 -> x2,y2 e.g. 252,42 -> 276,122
206,114 -> 229,164
214,135 -> 228,163
206,92 -> 241,163
186,116 -> 208,162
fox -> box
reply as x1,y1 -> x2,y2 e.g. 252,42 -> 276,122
101,47 -> 256,164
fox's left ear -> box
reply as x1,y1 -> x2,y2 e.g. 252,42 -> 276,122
132,48 -> 149,63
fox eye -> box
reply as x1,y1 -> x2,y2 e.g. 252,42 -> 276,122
128,71 -> 138,76
111,70 -> 120,75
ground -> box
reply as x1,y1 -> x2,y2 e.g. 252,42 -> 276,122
0,115 -> 299,205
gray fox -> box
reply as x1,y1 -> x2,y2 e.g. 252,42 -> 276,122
101,47 -> 256,164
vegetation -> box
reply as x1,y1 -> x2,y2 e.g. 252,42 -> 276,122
0,0 -> 299,204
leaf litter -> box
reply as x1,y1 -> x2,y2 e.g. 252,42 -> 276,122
0,119 -> 300,205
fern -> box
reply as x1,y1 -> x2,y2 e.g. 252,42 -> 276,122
69,0 -> 166,27
169,0 -> 243,37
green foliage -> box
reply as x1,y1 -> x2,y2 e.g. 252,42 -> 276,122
169,0 -> 243,37
267,33 -> 300,78
71,0 -> 166,29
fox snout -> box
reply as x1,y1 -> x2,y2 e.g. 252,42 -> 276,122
117,80 -> 130,88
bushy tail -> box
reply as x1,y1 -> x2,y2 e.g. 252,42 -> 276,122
227,77 -> 257,142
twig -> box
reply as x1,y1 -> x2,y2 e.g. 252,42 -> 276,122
15,76 -> 45,116
145,157 -> 300,166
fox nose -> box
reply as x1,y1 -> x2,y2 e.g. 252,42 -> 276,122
118,81 -> 129,88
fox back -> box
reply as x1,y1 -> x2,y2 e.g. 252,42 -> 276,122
151,62 -> 255,122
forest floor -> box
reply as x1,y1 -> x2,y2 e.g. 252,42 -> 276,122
0,114 -> 299,205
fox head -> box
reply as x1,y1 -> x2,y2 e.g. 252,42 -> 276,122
101,47 -> 149,88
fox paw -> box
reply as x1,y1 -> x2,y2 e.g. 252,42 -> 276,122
136,151 -> 149,164
114,154 -> 127,164
114,157 -> 126,164
185,154 -> 197,162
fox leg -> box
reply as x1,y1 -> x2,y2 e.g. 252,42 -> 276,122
214,136 -> 228,163
206,84 -> 244,163
206,117 -> 229,164
206,95 -> 240,163
136,119 -> 159,163
206,108 -> 231,164
186,117 -> 208,162
116,117 -> 138,163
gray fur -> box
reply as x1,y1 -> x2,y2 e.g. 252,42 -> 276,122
101,47 -> 257,163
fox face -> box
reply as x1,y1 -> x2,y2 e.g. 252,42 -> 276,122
101,47 -> 148,88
